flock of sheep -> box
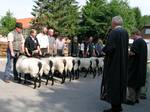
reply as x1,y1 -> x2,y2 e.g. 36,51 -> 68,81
16,55 -> 104,89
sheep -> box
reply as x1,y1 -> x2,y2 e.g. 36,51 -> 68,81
96,57 -> 104,76
16,55 -> 43,89
60,57 -> 75,81
77,57 -> 92,78
48,57 -> 67,84
40,57 -> 54,86
72,57 -> 81,79
90,57 -> 99,78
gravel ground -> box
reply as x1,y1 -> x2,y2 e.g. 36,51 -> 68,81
0,58 -> 149,112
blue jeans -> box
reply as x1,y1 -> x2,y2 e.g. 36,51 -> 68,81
4,48 -> 13,80
4,48 -> 19,80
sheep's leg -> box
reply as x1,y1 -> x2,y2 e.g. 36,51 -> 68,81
98,67 -> 102,76
72,69 -> 75,80
76,69 -> 79,79
33,77 -> 37,89
38,75 -> 41,88
51,74 -> 54,86
93,69 -> 96,78
69,71 -> 72,82
61,72 -> 64,84
18,73 -> 22,83
24,74 -> 27,84
84,69 -> 88,78
46,74 -> 49,85
61,71 -> 66,84
61,74 -> 64,84
46,72 -> 51,85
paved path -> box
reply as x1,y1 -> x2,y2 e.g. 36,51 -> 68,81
0,58 -> 149,112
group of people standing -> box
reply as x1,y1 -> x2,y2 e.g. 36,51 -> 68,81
3,22 -> 103,83
100,16 -> 148,112
2,15 -> 148,112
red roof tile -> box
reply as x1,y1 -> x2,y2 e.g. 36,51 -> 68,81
16,18 -> 33,29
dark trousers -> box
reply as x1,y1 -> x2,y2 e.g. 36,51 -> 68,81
41,48 -> 47,56
57,49 -> 63,56
13,55 -> 18,78
111,104 -> 122,112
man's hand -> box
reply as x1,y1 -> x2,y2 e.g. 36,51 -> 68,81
129,51 -> 135,56
11,52 -> 15,57
39,51 -> 42,56
101,51 -> 106,56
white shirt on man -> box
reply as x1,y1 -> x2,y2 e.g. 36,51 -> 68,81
55,38 -> 65,50
36,33 -> 49,48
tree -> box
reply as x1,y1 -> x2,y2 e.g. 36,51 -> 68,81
31,0 -> 80,37
108,0 -> 137,34
139,15 -> 150,29
132,7 -> 142,28
0,10 -> 16,36
79,0 -> 111,39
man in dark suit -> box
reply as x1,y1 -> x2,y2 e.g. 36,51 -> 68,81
101,16 -> 129,112
25,29 -> 42,57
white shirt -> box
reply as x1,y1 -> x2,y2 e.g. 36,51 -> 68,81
80,43 -> 84,51
55,38 -> 64,50
36,33 -> 49,48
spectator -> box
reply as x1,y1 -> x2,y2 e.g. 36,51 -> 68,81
24,29 -> 42,58
95,38 -> 103,57
48,28 -> 55,56
71,36 -> 79,57
4,22 -> 24,82
79,40 -> 85,57
36,27 -> 49,56
87,36 -> 96,57
55,36 -> 65,56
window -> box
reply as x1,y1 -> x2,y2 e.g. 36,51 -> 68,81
145,28 -> 150,35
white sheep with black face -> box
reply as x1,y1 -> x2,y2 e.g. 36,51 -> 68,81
40,57 -> 54,85
77,57 -> 92,78
60,57 -> 74,81
97,57 -> 104,76
90,57 -> 98,78
48,57 -> 67,84
16,55 -> 43,89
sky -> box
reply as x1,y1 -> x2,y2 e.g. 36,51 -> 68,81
0,0 -> 150,19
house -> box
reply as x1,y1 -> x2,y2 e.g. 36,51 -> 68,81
16,17 -> 33,37
141,25 -> 150,40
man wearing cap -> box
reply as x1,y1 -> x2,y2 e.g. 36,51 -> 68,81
4,22 -> 24,83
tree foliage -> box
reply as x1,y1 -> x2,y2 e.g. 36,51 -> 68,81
79,0 -> 111,39
139,15 -> 150,29
0,10 -> 16,36
31,0 -> 80,37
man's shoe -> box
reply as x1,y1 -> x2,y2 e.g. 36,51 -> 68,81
140,95 -> 147,99
14,77 -> 19,81
125,100 -> 135,105
4,79 -> 10,83
135,99 -> 139,104
103,108 -> 112,112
